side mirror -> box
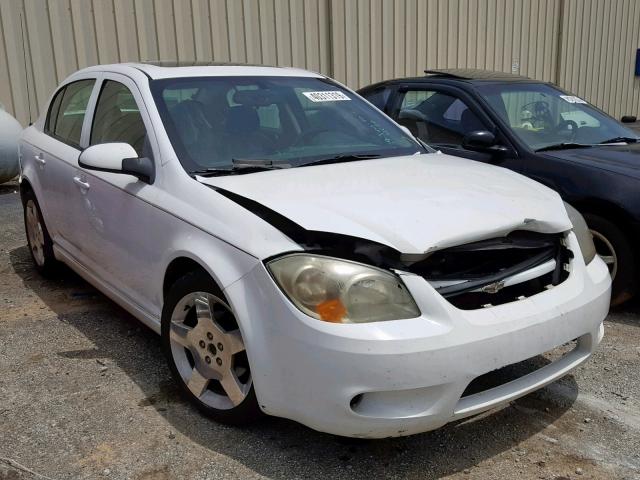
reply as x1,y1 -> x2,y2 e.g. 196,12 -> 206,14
78,143 -> 153,183
462,130 -> 510,155
621,115 -> 637,123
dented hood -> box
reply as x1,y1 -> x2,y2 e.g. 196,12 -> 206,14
198,153 -> 572,254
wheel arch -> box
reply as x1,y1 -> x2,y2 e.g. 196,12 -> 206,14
19,176 -> 34,204
570,197 -> 638,243
571,197 -> 639,303
163,256 -> 215,299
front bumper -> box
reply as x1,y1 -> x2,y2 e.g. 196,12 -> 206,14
225,233 -> 611,438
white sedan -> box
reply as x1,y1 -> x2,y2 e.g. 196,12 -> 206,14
19,62 -> 610,438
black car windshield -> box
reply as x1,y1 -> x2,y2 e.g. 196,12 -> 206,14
151,76 -> 425,173
476,83 -> 640,151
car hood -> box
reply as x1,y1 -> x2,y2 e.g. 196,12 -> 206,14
540,142 -> 640,179
198,153 -> 571,254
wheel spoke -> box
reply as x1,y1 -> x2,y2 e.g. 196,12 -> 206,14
599,255 -> 615,265
36,225 -> 44,245
195,295 -> 226,335
220,371 -> 246,406
194,295 -> 213,323
170,321 -> 192,348
187,368 -> 210,397
225,329 -> 245,355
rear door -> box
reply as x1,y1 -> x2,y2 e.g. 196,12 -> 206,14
25,78 -> 97,250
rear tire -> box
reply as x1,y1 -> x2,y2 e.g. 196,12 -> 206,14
583,213 -> 635,306
161,270 -> 261,425
22,190 -> 59,277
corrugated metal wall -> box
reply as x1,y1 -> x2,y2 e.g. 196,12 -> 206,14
329,0 -> 562,88
0,0 -> 332,126
557,0 -> 640,119
1,0 -> 639,126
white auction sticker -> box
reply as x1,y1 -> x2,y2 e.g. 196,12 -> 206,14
559,95 -> 587,104
302,91 -> 351,102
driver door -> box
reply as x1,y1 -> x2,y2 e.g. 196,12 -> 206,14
390,85 -> 526,174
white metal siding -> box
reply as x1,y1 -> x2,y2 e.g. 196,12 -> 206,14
1,0 -> 639,126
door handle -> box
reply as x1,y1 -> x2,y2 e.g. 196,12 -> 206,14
73,176 -> 90,190
35,153 -> 46,165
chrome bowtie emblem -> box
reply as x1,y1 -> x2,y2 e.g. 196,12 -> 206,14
481,281 -> 506,294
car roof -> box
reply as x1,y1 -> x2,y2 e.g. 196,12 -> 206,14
74,61 -> 324,80
423,68 -> 532,81
360,68 -> 544,91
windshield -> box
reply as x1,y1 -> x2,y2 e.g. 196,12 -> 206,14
150,76 -> 424,172
476,83 -> 640,151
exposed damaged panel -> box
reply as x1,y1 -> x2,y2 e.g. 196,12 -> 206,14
212,186 -> 412,269
211,185 -> 572,310
197,154 -> 573,255
412,231 -> 573,310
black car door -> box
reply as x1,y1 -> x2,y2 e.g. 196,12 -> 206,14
381,83 -> 527,175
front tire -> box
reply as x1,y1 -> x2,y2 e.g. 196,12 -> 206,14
161,270 -> 261,425
583,213 -> 635,306
22,190 -> 58,276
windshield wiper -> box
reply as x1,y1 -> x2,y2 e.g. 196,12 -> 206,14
598,136 -> 639,144
535,143 -> 595,153
301,153 -> 383,167
191,158 -> 291,177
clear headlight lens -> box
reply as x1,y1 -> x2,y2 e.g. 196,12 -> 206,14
564,202 -> 596,265
267,254 -> 421,324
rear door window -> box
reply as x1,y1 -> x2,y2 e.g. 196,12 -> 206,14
45,79 -> 95,148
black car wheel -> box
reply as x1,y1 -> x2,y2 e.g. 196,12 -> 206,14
583,213 -> 635,306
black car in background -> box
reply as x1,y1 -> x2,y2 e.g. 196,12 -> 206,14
359,69 -> 640,305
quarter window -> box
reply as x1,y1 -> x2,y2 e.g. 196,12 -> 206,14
90,80 -> 148,157
45,79 -> 95,147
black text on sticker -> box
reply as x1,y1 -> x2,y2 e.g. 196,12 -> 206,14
302,91 -> 351,102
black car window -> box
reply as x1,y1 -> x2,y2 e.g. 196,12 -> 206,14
361,87 -> 391,111
477,83 -> 640,151
90,80 -> 148,157
45,79 -> 95,148
397,89 -> 487,148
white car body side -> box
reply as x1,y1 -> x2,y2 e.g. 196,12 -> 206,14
19,63 -> 611,438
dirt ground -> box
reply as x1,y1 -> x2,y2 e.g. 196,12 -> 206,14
1,183 -> 639,480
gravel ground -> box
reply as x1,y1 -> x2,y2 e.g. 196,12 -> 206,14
1,183 -> 639,480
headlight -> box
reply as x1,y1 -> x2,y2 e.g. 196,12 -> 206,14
564,202 -> 596,265
267,254 -> 421,323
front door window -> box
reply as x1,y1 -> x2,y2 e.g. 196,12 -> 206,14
398,89 -> 487,148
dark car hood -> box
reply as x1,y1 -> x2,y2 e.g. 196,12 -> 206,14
540,142 -> 640,179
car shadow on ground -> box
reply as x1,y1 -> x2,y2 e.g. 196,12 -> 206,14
0,183 -> 18,195
8,244 -> 594,479
609,297 -> 640,326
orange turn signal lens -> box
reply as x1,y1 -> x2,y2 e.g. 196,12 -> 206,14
316,299 -> 347,323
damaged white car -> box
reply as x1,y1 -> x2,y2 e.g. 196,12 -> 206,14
19,63 -> 610,438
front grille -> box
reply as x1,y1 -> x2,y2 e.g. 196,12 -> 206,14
410,231 -> 572,310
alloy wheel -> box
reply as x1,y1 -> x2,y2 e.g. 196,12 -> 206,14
169,291 -> 251,409
25,199 -> 46,267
